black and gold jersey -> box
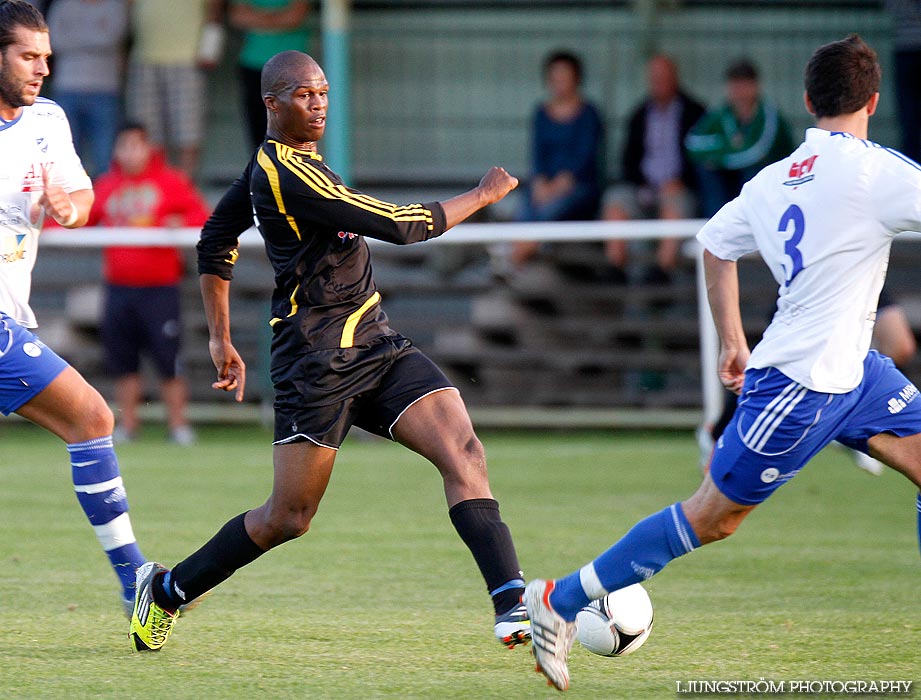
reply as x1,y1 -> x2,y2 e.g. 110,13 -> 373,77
198,140 -> 447,351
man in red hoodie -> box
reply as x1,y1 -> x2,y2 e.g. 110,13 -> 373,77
89,122 -> 210,444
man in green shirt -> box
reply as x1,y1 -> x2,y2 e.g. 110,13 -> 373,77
685,59 -> 794,216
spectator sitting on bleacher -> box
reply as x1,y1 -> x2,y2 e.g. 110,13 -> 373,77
88,123 -> 210,445
685,59 -> 794,217
508,50 -> 605,271
601,54 -> 705,286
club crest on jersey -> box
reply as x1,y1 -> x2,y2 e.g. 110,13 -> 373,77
337,231 -> 357,242
784,155 -> 818,187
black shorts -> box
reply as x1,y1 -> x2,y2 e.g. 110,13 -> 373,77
271,333 -> 454,448
101,285 -> 182,378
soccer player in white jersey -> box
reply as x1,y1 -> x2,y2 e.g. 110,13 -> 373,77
0,0 -> 146,615
522,34 -> 921,691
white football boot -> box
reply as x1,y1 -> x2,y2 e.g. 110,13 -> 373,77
523,579 -> 576,691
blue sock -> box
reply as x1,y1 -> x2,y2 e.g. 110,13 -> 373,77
550,503 -> 700,620
69,437 -> 146,597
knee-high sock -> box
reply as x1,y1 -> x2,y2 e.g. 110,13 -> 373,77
449,498 -> 524,614
549,503 -> 700,620
69,436 -> 146,596
159,512 -> 265,610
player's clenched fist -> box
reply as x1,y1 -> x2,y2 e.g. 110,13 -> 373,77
477,166 -> 518,205
36,164 -> 78,227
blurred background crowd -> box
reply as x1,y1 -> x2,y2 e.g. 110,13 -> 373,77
24,0 -> 921,431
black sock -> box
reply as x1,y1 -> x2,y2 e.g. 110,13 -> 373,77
448,498 -> 524,615
491,585 -> 526,616
155,512 -> 265,609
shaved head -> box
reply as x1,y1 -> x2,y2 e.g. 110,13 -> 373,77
261,50 -> 320,98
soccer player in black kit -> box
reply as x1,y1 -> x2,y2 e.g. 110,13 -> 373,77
129,50 -> 531,653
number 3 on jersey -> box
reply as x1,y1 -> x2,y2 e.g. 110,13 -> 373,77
779,204 -> 805,286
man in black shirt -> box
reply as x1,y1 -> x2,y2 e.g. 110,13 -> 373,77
129,50 -> 530,654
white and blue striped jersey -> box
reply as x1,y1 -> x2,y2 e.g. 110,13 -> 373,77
0,97 -> 91,328
698,127 -> 921,393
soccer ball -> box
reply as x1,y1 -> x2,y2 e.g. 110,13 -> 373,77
575,583 -> 654,657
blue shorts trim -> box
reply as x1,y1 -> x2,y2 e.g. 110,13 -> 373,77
0,313 -> 69,415
710,351 -> 921,505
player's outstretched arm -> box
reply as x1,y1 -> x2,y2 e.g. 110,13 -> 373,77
440,167 -> 518,231
200,273 -> 247,402
704,249 -> 750,394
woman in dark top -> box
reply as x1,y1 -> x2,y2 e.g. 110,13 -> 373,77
511,50 -> 605,266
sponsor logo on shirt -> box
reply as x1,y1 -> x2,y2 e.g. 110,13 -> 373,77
0,234 -> 27,264
783,154 -> 818,187
21,160 -> 54,192
0,203 -> 24,227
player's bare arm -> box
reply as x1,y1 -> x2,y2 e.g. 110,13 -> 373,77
200,273 -> 247,401
35,166 -> 93,227
703,249 -> 749,394
440,166 -> 518,230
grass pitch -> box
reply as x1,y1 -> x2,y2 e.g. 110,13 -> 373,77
0,422 -> 918,699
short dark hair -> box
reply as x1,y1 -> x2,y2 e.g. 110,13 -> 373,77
804,34 -> 880,119
543,50 -> 583,85
0,0 -> 47,53
118,120 -> 149,137
725,59 -> 758,82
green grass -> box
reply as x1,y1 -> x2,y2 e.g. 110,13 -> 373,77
1,423 -> 918,698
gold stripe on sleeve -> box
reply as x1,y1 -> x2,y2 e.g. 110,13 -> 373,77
278,150 -> 435,230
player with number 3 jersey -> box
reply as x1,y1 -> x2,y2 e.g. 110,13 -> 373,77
520,35 -> 921,692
